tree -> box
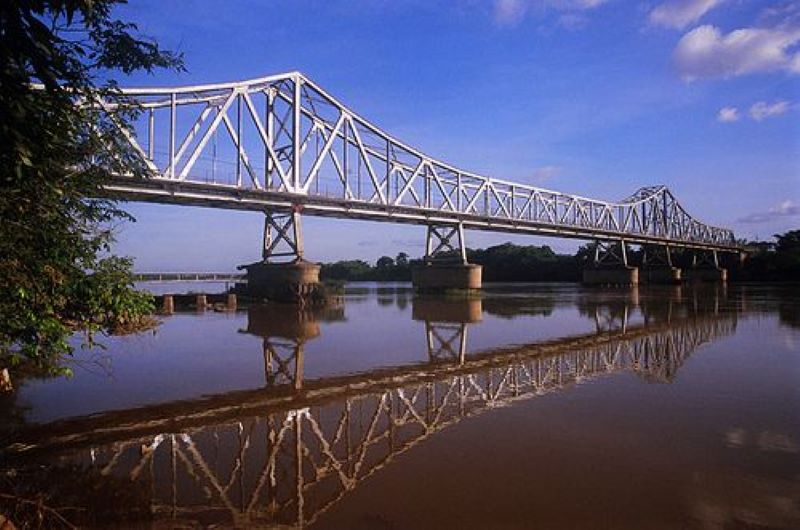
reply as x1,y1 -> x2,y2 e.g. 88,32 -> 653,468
376,256 -> 395,270
774,230 -> 800,278
0,1 -> 183,371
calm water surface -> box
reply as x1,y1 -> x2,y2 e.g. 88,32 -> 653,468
1,283 -> 798,529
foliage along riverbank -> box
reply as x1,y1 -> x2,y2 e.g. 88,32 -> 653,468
319,230 -> 800,283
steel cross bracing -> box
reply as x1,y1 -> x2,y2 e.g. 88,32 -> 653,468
98,72 -> 738,251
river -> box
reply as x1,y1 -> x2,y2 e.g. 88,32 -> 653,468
1,283 -> 798,529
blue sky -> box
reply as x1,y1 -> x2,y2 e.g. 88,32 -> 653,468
111,0 -> 799,271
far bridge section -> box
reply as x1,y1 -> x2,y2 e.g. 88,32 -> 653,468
97,72 -> 741,293
133,272 -> 245,282
3,289 -> 738,528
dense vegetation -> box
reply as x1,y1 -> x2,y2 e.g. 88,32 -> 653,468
320,243 -> 585,282
320,231 -> 800,283
0,0 -> 181,373
732,230 -> 800,281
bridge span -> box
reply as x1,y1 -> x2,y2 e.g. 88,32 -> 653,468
99,72 -> 740,290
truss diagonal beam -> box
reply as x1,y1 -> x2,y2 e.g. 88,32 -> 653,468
93,72 -> 739,251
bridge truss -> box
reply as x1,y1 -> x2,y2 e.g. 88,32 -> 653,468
100,72 -> 738,252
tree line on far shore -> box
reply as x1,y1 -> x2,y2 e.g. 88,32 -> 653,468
319,230 -> 800,282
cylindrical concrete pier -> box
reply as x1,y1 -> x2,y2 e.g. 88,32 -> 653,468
411,263 -> 482,292
161,294 -> 175,314
226,293 -> 238,311
195,294 -> 207,310
582,267 -> 639,286
641,267 -> 682,284
241,260 -> 322,303
685,267 -> 727,282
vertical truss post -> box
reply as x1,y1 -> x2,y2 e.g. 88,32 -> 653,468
342,118 -> 349,200
236,93 -> 243,187
294,410 -> 304,528
168,93 -> 176,179
262,209 -> 304,263
425,223 -> 467,264
266,88 -> 275,189
293,75 -> 302,192
147,108 -> 155,160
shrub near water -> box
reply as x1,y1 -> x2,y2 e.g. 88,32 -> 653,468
0,1 -> 181,373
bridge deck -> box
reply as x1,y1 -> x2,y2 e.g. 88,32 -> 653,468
99,72 -> 739,252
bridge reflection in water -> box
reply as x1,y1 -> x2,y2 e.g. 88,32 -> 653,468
6,287 -> 738,528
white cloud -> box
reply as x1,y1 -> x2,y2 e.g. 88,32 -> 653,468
492,0 -> 608,27
493,0 -> 528,26
558,13 -> 588,30
749,100 -> 791,121
717,106 -> 739,122
649,0 -> 724,30
674,24 -> 800,80
529,165 -> 563,182
738,200 -> 800,224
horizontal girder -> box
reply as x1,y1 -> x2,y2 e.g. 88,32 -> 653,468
99,71 -> 739,251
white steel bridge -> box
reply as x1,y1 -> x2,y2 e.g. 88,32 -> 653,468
101,72 -> 738,255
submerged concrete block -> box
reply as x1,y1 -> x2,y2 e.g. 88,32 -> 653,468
582,267 -> 639,286
411,263 -> 482,292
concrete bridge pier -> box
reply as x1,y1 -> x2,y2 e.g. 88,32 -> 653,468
684,249 -> 727,283
412,223 -> 482,293
240,209 -> 322,303
412,297 -> 483,364
640,245 -> 682,284
582,240 -> 639,286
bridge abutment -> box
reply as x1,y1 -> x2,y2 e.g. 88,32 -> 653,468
412,223 -> 482,292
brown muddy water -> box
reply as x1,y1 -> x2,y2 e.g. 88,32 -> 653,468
1,283 -> 798,529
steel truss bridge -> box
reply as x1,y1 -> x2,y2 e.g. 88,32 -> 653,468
5,292 -> 738,528
100,72 -> 739,261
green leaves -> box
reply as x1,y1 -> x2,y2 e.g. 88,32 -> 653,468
0,0 -> 181,372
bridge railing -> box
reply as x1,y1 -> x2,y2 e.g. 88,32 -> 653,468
101,72 -> 737,249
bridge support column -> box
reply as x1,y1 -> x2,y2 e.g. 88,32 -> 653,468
582,240 -> 639,286
685,249 -> 727,283
641,245 -> 682,284
240,209 -> 322,303
412,297 -> 482,365
411,223 -> 482,293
